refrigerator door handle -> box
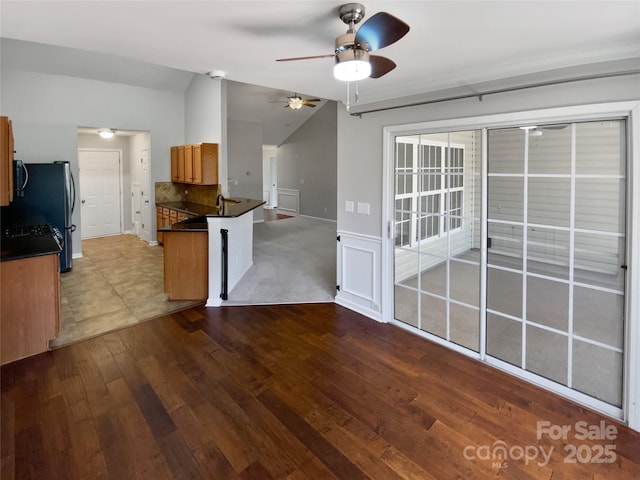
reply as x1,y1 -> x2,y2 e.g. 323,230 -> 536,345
70,171 -> 76,214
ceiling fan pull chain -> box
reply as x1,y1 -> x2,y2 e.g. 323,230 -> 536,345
355,80 -> 360,104
346,81 -> 351,111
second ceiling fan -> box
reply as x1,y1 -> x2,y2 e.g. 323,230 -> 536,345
276,3 -> 410,81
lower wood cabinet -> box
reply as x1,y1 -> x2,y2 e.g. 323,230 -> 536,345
163,231 -> 208,300
1,254 -> 60,365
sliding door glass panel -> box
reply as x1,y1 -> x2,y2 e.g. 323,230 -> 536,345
527,227 -> 570,279
528,125 -> 571,174
394,284 -> 419,328
450,259 -> 479,307
394,130 -> 482,351
486,119 -> 626,409
573,232 -> 625,290
487,313 -> 522,367
450,303 -> 480,352
528,178 -> 571,227
573,340 -> 623,407
575,178 -> 625,233
575,121 -> 625,175
420,293 -> 446,338
573,286 -> 624,349
488,177 -> 524,222
488,129 -> 524,174
526,325 -> 568,385
526,276 -> 568,331
487,223 -> 523,269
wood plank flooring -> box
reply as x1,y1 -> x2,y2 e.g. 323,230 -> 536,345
2,303 -> 639,479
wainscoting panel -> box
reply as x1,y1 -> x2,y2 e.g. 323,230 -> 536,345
335,231 -> 382,321
277,188 -> 299,215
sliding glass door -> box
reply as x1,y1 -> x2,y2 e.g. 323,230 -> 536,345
486,120 -> 626,407
394,131 -> 482,352
393,119 -> 627,410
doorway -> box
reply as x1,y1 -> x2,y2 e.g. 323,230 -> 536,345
388,114 -> 630,420
78,149 -> 122,238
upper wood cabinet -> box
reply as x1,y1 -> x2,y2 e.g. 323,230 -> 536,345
170,142 -> 218,185
1,116 -> 15,206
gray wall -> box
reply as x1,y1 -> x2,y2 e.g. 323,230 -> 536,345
227,119 -> 264,221
277,101 -> 338,220
1,39 -> 187,255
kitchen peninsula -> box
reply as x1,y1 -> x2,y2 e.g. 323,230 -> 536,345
158,197 -> 264,305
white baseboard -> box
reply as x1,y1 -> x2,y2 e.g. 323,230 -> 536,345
72,252 -> 83,259
300,214 -> 337,224
335,294 -> 383,322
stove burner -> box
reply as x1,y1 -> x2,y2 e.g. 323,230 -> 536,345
2,224 -> 54,239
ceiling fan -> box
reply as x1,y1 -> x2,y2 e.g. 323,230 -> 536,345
284,94 -> 321,109
276,3 -> 410,82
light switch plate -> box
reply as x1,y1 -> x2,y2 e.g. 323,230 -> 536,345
357,202 -> 370,215
345,200 -> 355,213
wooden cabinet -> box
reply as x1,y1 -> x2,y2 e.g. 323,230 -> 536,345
163,231 -> 208,300
170,142 -> 218,185
1,253 -> 60,365
156,205 -> 195,244
1,116 -> 15,206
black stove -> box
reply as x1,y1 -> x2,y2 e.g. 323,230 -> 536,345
2,224 -> 54,239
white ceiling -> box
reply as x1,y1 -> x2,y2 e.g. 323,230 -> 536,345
2,1 -> 639,110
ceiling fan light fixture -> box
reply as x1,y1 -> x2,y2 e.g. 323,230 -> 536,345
98,129 -> 116,139
333,49 -> 371,82
288,97 -> 304,109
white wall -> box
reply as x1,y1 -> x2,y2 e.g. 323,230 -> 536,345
1,49 -> 186,255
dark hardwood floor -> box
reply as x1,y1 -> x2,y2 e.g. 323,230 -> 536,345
2,303 -> 639,479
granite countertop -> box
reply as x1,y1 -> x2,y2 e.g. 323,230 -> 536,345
1,234 -> 62,262
158,197 -> 265,232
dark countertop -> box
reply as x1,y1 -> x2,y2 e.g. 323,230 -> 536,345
158,197 -> 265,232
1,234 -> 62,262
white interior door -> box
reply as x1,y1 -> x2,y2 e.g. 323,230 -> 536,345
79,150 -> 122,239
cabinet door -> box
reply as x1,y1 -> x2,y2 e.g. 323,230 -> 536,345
199,143 -> 219,185
184,144 -> 194,183
192,144 -> 203,184
177,146 -> 185,182
156,207 -> 163,240
0,116 -> 13,206
170,146 -> 179,182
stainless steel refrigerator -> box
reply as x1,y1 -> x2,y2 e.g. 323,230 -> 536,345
6,161 -> 76,271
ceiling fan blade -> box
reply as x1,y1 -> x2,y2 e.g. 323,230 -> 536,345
302,99 -> 321,103
302,102 -> 317,108
355,12 -> 410,51
276,54 -> 335,62
369,55 -> 396,78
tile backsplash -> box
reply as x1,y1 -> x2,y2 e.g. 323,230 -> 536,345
155,182 -> 220,207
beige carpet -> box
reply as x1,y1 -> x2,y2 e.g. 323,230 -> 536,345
224,216 -> 337,305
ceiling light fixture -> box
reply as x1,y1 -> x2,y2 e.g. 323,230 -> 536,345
333,49 -> 371,82
288,96 -> 304,109
98,129 -> 116,139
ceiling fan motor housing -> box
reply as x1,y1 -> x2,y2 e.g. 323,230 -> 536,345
339,3 -> 366,28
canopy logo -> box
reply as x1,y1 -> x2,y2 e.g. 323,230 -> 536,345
463,420 -> 618,469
